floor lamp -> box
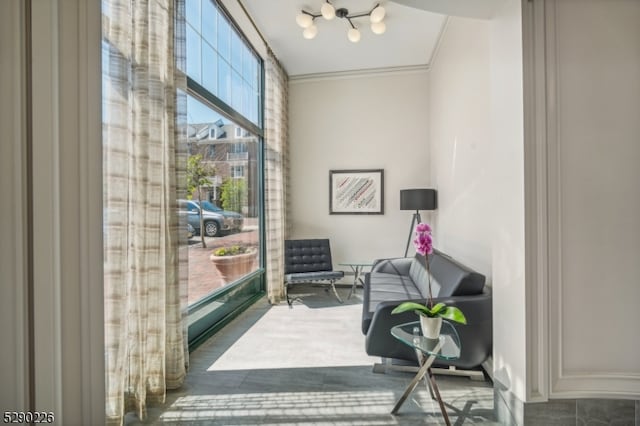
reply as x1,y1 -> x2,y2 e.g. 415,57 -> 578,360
400,189 -> 437,257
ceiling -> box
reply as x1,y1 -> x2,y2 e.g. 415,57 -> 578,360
391,0 -> 506,19
240,0 -> 448,77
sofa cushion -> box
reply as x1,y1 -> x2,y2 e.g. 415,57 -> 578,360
408,254 -> 431,295
362,272 -> 424,334
368,273 -> 424,307
408,251 -> 486,298
429,251 -> 485,297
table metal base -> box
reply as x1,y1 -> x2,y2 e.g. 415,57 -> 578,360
346,265 -> 366,299
374,358 -> 485,381
390,341 -> 451,426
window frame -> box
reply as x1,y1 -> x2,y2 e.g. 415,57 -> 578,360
180,0 -> 266,350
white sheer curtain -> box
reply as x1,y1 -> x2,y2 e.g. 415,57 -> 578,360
102,0 -> 188,423
264,51 -> 290,303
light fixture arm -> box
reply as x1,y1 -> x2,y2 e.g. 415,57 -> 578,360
301,3 -> 382,23
297,2 -> 385,40
345,4 -> 380,19
301,10 -> 321,20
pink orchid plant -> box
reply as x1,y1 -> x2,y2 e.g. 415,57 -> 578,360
391,223 -> 467,324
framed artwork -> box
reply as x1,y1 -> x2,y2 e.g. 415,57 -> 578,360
329,169 -> 384,215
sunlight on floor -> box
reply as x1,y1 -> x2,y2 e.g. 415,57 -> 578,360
206,294 -> 378,371
155,388 -> 496,424
160,390 -> 400,424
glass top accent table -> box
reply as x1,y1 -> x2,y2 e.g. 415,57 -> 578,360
390,321 -> 461,425
338,262 -> 373,299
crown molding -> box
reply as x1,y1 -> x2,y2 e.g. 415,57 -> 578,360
427,16 -> 450,69
289,64 -> 430,84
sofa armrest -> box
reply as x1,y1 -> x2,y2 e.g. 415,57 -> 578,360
365,288 -> 492,369
429,288 -> 493,325
364,299 -> 423,363
370,257 -> 413,276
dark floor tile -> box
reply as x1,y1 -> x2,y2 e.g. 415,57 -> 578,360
525,399 -> 576,425
577,399 -> 635,426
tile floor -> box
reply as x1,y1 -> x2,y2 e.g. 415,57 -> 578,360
126,285 -> 497,425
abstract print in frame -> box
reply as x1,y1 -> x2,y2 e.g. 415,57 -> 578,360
329,169 -> 384,215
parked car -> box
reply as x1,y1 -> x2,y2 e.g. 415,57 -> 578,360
179,199 -> 243,237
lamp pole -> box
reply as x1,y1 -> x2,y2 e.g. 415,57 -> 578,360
404,210 -> 422,257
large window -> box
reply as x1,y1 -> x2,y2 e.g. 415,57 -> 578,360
185,0 -> 261,125
183,0 -> 264,347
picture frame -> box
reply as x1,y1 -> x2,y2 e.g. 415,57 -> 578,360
329,169 -> 384,215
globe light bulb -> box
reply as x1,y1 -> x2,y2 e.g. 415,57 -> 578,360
348,27 -> 361,43
321,2 -> 335,20
371,21 -> 386,35
370,6 -> 385,24
296,12 -> 313,28
303,24 -> 318,39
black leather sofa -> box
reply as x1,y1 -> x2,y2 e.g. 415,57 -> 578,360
362,250 -> 492,370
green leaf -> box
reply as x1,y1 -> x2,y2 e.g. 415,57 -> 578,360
429,302 -> 446,315
437,306 -> 467,324
391,302 -> 430,316
392,301 -> 467,324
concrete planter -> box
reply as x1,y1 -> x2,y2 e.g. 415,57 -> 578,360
418,313 -> 442,339
209,248 -> 257,283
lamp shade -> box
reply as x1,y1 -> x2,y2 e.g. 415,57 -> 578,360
371,21 -> 386,35
370,5 -> 385,23
321,2 -> 335,20
347,27 -> 361,42
303,24 -> 318,39
400,189 -> 437,211
296,13 -> 313,28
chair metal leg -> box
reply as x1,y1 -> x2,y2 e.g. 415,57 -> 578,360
285,282 -> 292,306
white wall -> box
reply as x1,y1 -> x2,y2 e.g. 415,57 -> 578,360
428,18 -> 493,275
488,0 -> 526,402
545,0 -> 640,398
288,71 -> 431,265
0,0 -> 28,411
428,4 -> 526,400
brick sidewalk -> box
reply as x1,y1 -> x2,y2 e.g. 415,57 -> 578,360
187,228 -> 259,304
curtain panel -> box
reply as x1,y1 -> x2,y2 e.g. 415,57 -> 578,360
264,51 -> 290,303
102,0 -> 189,424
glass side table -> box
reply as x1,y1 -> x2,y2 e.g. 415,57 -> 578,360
338,262 -> 373,299
390,321 -> 461,425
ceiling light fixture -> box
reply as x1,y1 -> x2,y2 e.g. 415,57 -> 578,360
295,1 -> 386,43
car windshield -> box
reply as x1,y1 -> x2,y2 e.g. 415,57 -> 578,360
199,201 -> 222,212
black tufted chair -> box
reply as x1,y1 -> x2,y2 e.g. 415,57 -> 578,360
284,239 -> 345,305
